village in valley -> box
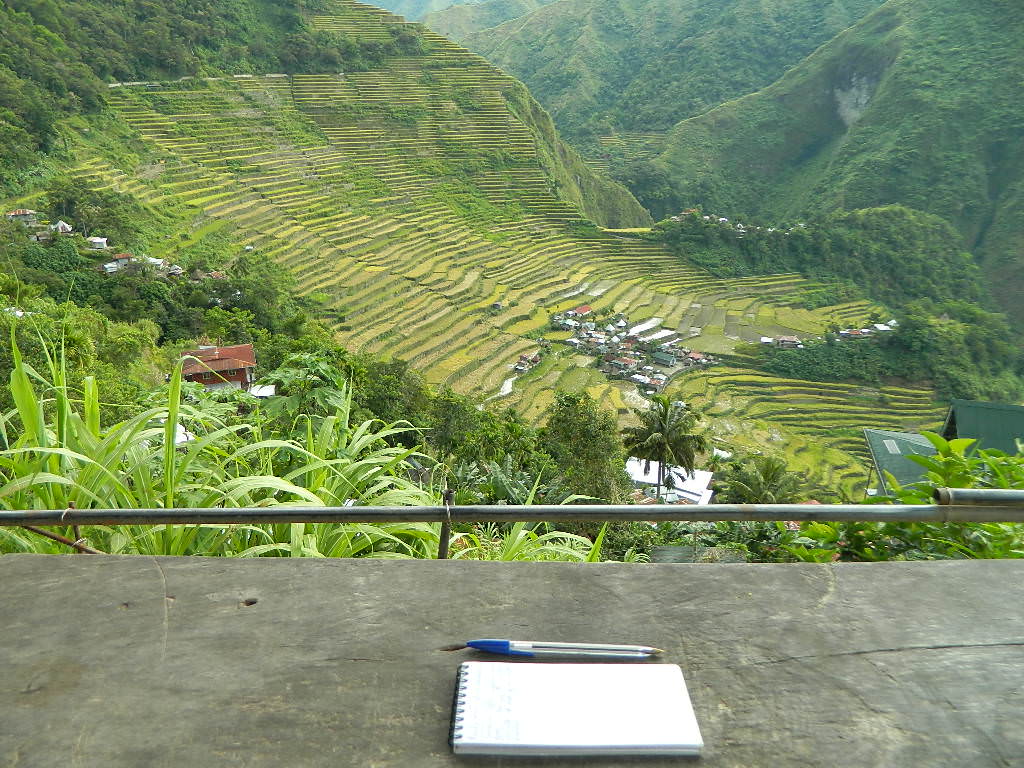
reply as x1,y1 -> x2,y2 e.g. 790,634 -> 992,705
499,295 -> 900,404
549,303 -> 718,395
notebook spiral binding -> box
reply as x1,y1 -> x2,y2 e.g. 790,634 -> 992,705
450,662 -> 470,744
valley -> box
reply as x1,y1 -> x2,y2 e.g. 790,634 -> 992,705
50,1 -> 904,484
3,0 -> 1014,503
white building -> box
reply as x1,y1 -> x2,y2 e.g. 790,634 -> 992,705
625,458 -> 714,504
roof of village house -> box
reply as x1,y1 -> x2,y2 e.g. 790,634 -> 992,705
941,399 -> 1024,455
5,209 -> 36,216
863,428 -> 937,494
181,357 -> 256,377
572,304 -> 592,315
686,351 -> 705,359
182,344 -> 257,365
777,335 -> 801,343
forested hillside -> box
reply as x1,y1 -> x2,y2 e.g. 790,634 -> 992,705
425,0 -> 557,40
656,207 -> 1020,401
2,0 -> 923,500
655,0 -> 1024,323
0,0 -> 420,189
460,0 -> 883,142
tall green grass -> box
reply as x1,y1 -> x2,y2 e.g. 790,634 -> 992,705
0,335 -> 605,561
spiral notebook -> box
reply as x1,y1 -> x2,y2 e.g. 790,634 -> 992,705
450,661 -> 703,756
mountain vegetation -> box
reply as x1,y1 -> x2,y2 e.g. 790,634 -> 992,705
655,208 -> 1022,402
424,0 -> 558,40
655,0 -> 1024,323
0,0 -> 425,190
459,0 -> 884,144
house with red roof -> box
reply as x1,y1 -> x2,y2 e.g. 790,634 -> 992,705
180,344 -> 257,391
5,209 -> 38,226
565,304 -> 592,318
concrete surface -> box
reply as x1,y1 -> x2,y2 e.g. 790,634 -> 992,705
1,556 -> 1022,767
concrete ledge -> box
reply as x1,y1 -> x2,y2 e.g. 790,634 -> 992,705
2,556 -> 1022,766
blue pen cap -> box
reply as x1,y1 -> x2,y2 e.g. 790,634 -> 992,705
465,639 -> 532,656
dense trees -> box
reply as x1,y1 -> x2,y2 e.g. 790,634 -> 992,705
540,391 -> 631,502
752,300 -> 1023,401
655,206 -> 983,309
656,208 -> 1024,401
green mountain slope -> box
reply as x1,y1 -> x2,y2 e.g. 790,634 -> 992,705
0,0 -> 421,189
0,0 -> 646,228
656,0 -> 1024,322
425,0 -> 557,40
460,0 -> 883,141
7,0 -> 1008,497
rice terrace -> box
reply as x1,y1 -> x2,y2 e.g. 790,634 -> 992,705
42,0 -> 951,495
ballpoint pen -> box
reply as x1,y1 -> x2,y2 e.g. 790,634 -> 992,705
464,639 -> 664,659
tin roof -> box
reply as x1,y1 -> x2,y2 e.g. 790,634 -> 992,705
941,400 -> 1024,454
182,344 -> 256,365
863,429 -> 937,494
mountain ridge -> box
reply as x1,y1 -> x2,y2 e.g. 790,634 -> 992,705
424,0 -> 557,40
460,0 -> 885,141
654,0 -> 1024,322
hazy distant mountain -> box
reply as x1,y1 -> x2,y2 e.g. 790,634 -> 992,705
461,0 -> 883,140
424,0 -> 557,40
369,0 -> 477,21
655,0 -> 1024,321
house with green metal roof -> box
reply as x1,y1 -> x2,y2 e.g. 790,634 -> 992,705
863,429 -> 938,494
941,400 -> 1024,454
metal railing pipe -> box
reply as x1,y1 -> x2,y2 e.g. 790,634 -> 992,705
2,502 -> 1024,528
934,487 -> 1024,506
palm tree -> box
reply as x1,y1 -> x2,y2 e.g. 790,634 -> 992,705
719,454 -> 804,504
622,396 -> 709,499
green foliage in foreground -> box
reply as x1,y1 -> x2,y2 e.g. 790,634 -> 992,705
789,433 -> 1024,562
667,435 -> 1024,562
0,338 -> 605,561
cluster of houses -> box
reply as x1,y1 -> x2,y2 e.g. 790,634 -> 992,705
758,320 -> 897,349
101,252 -> 185,277
5,209 -> 74,243
758,335 -> 804,348
550,305 -> 718,395
513,351 -> 542,373
669,208 -> 808,239
4,208 -> 206,281
836,320 -> 898,339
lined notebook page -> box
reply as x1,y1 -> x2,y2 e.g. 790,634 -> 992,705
452,661 -> 703,756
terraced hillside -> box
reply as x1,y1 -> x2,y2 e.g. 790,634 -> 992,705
669,367 -> 946,498
68,0 -> 872,425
